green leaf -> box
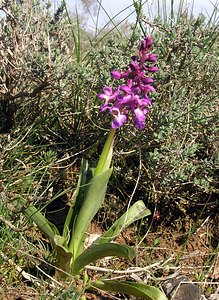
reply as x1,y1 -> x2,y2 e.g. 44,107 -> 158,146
24,205 -> 58,242
62,159 -> 91,240
72,243 -> 136,275
69,168 -> 113,258
95,200 -> 151,244
92,280 -> 167,300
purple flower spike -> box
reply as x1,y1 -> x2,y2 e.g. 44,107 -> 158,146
98,36 -> 158,130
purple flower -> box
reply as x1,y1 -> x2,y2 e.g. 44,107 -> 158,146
98,36 -> 158,130
148,54 -> 157,62
120,84 -> 132,94
111,69 -> 131,80
111,70 -> 122,79
131,55 -> 139,61
129,61 -> 140,72
98,87 -> 118,104
111,107 -> 127,129
140,36 -> 153,50
146,66 -> 159,72
138,97 -> 152,107
133,108 -> 147,130
141,77 -> 154,84
140,84 -> 156,93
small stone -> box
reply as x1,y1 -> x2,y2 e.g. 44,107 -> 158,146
171,282 -> 201,300
162,275 -> 202,300
162,276 -> 191,295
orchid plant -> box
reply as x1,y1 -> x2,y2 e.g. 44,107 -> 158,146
19,36 -> 167,299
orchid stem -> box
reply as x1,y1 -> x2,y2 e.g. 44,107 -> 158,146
94,128 -> 116,176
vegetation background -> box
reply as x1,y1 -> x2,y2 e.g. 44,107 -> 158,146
0,0 -> 218,298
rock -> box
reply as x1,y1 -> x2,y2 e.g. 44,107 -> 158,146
162,275 -> 202,300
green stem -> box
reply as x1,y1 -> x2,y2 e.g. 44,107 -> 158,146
94,128 -> 116,176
